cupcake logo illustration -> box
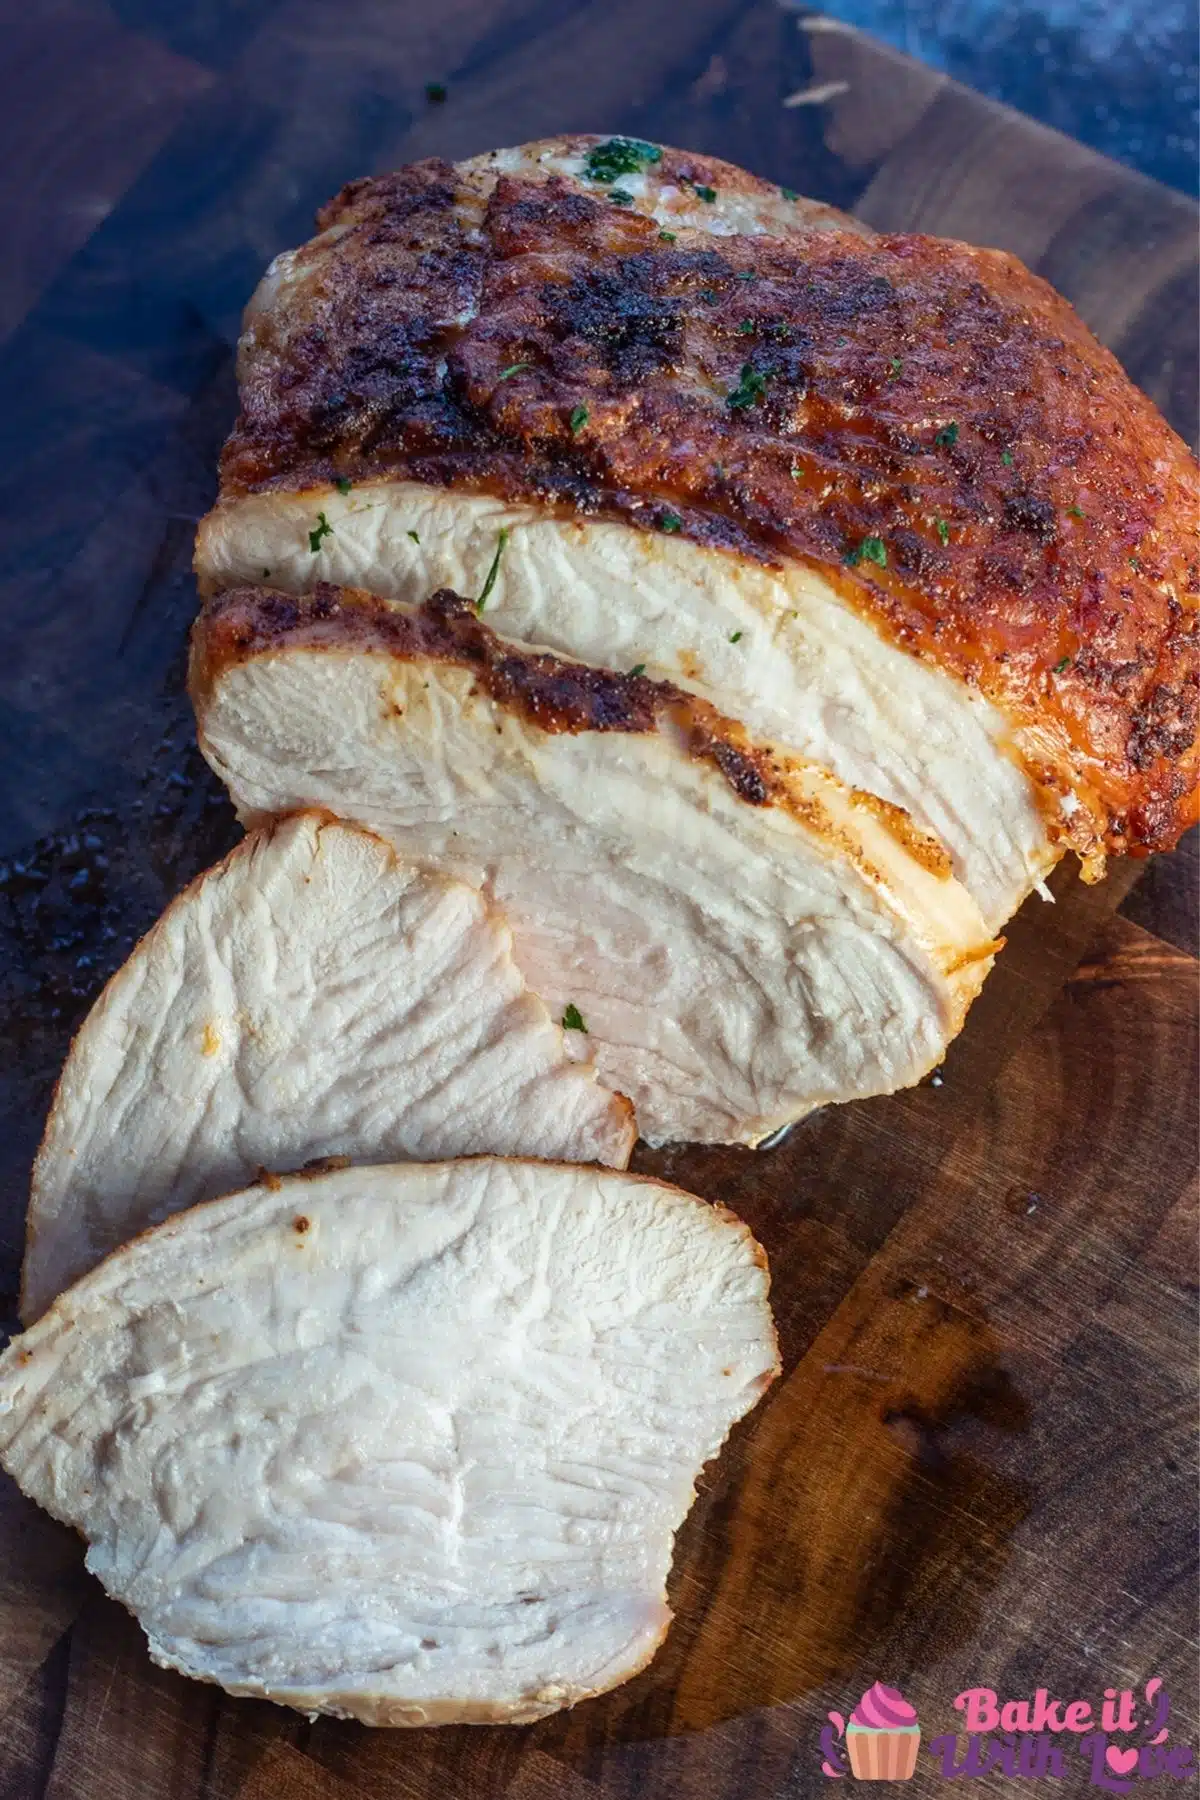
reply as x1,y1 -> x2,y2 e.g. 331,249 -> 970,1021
821,1683 -> 921,1780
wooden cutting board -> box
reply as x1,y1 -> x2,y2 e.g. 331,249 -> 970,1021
0,5 -> 1195,1798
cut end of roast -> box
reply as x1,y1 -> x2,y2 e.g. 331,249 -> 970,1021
191,584 -> 998,1147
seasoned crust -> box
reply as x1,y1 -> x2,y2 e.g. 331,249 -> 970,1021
216,135 -> 1199,860
191,581 -> 954,882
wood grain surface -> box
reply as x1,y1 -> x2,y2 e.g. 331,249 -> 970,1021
0,5 -> 1196,1798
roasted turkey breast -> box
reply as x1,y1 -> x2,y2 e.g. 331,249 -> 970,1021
195,135 -> 1199,928
0,1159 -> 779,1724
190,584 -> 997,1147
22,812 -> 633,1320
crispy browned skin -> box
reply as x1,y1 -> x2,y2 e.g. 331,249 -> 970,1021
192,582 -> 951,878
220,138 -> 1200,856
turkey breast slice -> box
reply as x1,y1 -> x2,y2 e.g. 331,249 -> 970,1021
195,133 -> 1200,925
0,1159 -> 779,1725
198,482 -> 1053,930
190,585 -> 999,1148
21,812 -> 633,1323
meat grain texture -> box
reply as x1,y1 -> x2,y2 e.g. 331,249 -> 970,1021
0,1160 -> 779,1725
22,812 -> 633,1321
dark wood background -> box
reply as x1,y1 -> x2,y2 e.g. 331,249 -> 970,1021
0,5 -> 1196,1797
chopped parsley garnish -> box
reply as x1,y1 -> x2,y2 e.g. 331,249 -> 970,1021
659,510 -> 682,532
736,270 -> 757,281
609,189 -> 634,206
1001,448 -> 1014,466
1067,503 -> 1085,518
791,462 -> 804,480
334,477 -> 353,494
694,184 -> 717,203
846,535 -> 888,567
727,363 -> 768,410
889,356 -> 903,376
1053,655 -> 1071,673
584,137 -> 662,183
781,186 -> 799,201
700,288 -> 717,303
629,663 -> 646,677
738,319 -> 755,334
497,361 -> 531,381
934,421 -> 959,448
935,519 -> 950,545
425,82 -> 447,104
407,529 -> 420,543
729,630 -> 743,644
561,1003 -> 587,1032
568,404 -> 589,434
659,229 -> 677,243
308,512 -> 332,553
475,528 -> 509,613
1129,554 -> 1142,571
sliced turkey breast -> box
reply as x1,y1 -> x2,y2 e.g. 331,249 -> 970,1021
190,584 -> 998,1148
22,812 -> 633,1323
0,1159 -> 779,1724
195,134 -> 1199,928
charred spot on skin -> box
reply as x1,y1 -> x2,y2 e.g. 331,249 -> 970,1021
1003,493 -> 1058,541
293,1215 -> 310,1235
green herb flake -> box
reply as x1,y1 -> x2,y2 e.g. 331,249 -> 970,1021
846,535 -> 888,568
476,528 -> 509,613
781,186 -> 799,201
407,530 -> 420,543
584,137 -> 663,184
700,288 -> 718,304
727,363 -> 768,410
737,318 -> 755,334
1053,655 -> 1071,673
334,476 -> 353,494
889,356 -> 902,376
629,663 -> 646,677
736,270 -> 757,281
424,82 -> 447,104
934,421 -> 959,449
561,1002 -> 587,1032
729,630 -> 743,644
497,361 -> 532,382
308,512 -> 332,553
694,184 -> 717,203
790,462 -> 804,480
609,189 -> 634,206
1067,503 -> 1085,518
1001,448 -> 1014,466
568,404 -> 589,435
1129,554 -> 1142,571
658,229 -> 677,243
935,519 -> 950,545
659,510 -> 683,533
